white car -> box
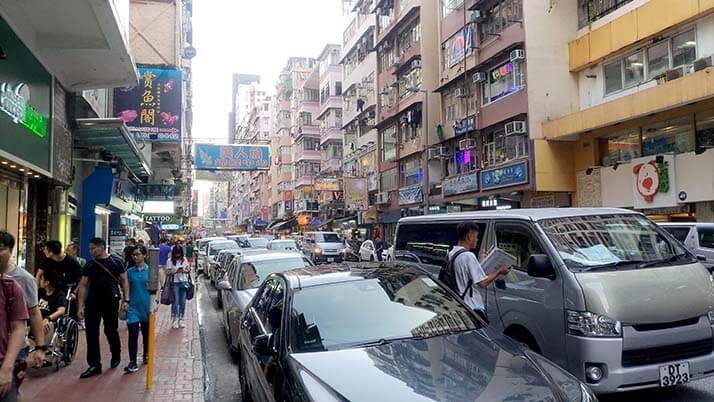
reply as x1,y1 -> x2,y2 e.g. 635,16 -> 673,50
267,239 -> 299,252
659,222 -> 714,269
359,240 -> 389,261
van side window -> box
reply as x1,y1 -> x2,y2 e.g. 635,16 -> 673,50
662,227 -> 690,243
699,228 -> 714,249
495,223 -> 544,271
395,222 -> 485,266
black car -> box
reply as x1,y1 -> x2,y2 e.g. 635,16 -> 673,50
237,263 -> 597,402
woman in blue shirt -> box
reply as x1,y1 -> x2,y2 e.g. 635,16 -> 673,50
123,245 -> 151,373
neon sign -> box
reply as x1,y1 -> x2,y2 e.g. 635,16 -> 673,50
490,63 -> 514,81
0,82 -> 48,138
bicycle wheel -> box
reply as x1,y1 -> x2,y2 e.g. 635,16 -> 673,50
62,319 -> 79,364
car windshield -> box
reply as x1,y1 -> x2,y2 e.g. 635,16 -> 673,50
289,272 -> 481,353
241,257 -> 313,289
539,214 -> 691,271
271,241 -> 297,251
699,228 -> 714,249
210,242 -> 238,255
316,233 -> 340,243
246,238 -> 269,248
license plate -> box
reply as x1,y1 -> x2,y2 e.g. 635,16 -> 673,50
328,258 -> 334,262
659,362 -> 690,387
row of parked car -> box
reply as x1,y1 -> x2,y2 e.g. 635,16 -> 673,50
193,208 -> 714,401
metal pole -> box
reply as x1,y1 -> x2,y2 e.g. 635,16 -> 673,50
146,302 -> 156,390
423,90 -> 430,213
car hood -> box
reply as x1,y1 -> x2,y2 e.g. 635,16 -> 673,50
289,329 -> 568,401
576,262 -> 714,323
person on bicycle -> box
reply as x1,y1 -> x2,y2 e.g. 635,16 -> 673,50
123,246 -> 151,374
36,271 -> 66,340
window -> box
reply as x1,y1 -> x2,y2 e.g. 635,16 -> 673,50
398,20 -> 421,56
662,227 -> 691,243
696,110 -> 714,148
395,222 -> 485,266
672,30 -> 696,68
623,52 -> 644,88
599,129 -> 641,166
380,169 -> 397,191
442,0 -> 464,17
381,126 -> 396,161
446,145 -> 477,176
647,41 -> 670,79
335,81 -> 342,96
604,60 -> 623,94
479,0 -> 522,39
482,125 -> 528,167
399,119 -> 421,143
399,154 -> 422,187
299,112 -> 312,126
495,223 -> 545,270
398,67 -> 422,99
698,227 -> 714,249
481,61 -> 525,105
642,116 -> 694,156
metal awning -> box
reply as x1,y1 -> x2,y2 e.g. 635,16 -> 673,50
75,118 -> 152,180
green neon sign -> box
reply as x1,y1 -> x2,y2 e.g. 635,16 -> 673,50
0,82 -> 48,138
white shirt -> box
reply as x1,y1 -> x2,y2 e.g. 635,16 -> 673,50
448,246 -> 487,311
167,257 -> 190,282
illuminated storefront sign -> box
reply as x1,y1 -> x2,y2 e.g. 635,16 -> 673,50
0,82 -> 47,138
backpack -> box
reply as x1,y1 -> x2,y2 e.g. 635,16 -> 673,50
438,249 -> 472,298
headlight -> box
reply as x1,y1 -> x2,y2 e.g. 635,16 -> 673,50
566,310 -> 621,337
314,247 -> 322,254
708,310 -> 714,324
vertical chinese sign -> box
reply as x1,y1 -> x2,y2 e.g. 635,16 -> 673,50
114,66 -> 182,142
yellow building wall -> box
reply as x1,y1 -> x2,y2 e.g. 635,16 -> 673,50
533,140 -> 576,192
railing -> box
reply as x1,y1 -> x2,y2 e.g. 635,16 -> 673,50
578,0 -> 634,28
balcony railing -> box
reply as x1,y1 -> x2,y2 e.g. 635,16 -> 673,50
578,0 -> 634,29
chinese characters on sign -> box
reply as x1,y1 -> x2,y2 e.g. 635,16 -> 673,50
314,178 -> 341,192
443,171 -> 479,197
114,66 -> 182,142
345,178 -> 369,210
399,185 -> 424,205
480,160 -> 528,190
194,144 -> 270,171
0,82 -> 48,138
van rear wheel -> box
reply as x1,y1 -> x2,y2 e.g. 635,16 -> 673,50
505,327 -> 541,354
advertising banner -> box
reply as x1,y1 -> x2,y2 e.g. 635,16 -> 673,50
195,170 -> 231,181
345,178 -> 369,210
114,66 -> 182,142
194,143 -> 270,171
447,24 -> 473,68
480,160 -> 529,191
399,185 -> 423,205
315,178 -> 341,192
443,171 -> 479,197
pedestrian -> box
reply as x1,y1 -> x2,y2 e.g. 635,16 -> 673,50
122,238 -> 137,269
76,238 -> 130,379
36,270 -> 66,344
374,236 -> 384,262
449,222 -> 510,321
36,240 -> 83,295
185,240 -> 195,267
0,231 -> 44,397
65,243 -> 86,269
123,245 -> 151,374
164,246 -> 190,329
0,263 -> 28,402
158,238 -> 171,271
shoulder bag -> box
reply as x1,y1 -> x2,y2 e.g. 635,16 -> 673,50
95,258 -> 127,320
160,266 -> 174,305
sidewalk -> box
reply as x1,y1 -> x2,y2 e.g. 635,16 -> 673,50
22,295 -> 204,402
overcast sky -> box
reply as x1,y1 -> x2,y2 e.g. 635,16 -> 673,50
192,0 -> 346,142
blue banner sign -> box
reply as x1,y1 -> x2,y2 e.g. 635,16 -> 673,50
194,144 -> 270,171
480,160 -> 528,190
443,171 -> 479,197
399,185 -> 423,205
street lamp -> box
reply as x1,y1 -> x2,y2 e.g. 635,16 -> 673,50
406,85 -> 429,212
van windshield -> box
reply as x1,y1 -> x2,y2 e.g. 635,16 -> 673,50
316,233 -> 341,243
539,214 -> 692,271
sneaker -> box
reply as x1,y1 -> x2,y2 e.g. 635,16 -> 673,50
124,362 -> 139,373
110,358 -> 121,369
172,319 -> 179,329
142,355 -> 148,365
179,319 -> 185,328
80,366 -> 101,379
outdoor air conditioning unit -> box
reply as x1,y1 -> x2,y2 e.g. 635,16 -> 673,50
472,72 -> 486,83
459,138 -> 476,149
470,10 -> 486,23
504,120 -> 527,135
666,66 -> 686,81
510,49 -> 525,62
411,59 -> 421,69
694,55 -> 713,72
454,87 -> 466,98
428,146 -> 450,159
393,56 -> 401,66
376,192 -> 389,204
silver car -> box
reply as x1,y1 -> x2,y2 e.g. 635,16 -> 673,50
209,248 -> 241,286
267,239 -> 299,252
216,250 -> 313,359
659,222 -> 714,269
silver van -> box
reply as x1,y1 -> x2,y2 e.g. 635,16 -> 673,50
658,222 -> 714,270
395,208 -> 714,394
303,231 -> 344,264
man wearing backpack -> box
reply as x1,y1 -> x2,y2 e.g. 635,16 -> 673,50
445,222 -> 510,321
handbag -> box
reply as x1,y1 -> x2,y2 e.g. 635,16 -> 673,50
160,275 -> 174,305
186,273 -> 195,301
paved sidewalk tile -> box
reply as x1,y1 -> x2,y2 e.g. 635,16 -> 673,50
22,296 -> 204,402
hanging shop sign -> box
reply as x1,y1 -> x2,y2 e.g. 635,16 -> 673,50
453,115 -> 476,136
114,66 -> 183,142
447,24 -> 473,68
443,171 -> 479,197
0,15 -> 52,171
315,178 -> 340,191
399,185 -> 424,205
194,143 -> 270,171
345,178 -> 369,210
631,154 -> 677,209
480,160 -> 529,191
144,215 -> 177,224
284,200 -> 294,212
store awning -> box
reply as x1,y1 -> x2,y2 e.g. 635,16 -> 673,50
272,218 -> 298,231
267,219 -> 285,230
75,118 -> 152,181
308,217 -> 323,227
254,219 -> 268,227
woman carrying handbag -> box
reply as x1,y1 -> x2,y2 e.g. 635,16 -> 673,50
164,246 -> 190,329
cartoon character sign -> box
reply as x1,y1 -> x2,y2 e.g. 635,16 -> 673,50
632,161 -> 660,202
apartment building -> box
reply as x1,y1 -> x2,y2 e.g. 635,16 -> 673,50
543,0 -> 714,221
293,60 -> 322,222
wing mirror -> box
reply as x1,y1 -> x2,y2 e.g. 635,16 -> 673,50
526,254 -> 556,280
252,333 -> 274,355
696,255 -> 707,262
216,279 -> 232,291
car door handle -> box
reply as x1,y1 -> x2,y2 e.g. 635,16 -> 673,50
240,319 -> 249,329
494,279 -> 506,290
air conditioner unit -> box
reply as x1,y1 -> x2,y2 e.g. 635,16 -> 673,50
504,120 -> 527,135
365,118 -> 375,126
510,49 -> 525,62
472,72 -> 486,83
694,55 -> 713,72
375,7 -> 382,15
454,87 -> 466,98
459,138 -> 476,149
393,57 -> 401,66
428,146 -> 450,159
411,59 -> 422,69
665,66 -> 687,81
470,10 -> 486,23
376,192 -> 389,204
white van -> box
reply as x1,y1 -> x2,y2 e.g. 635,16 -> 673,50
658,222 -> 714,270
395,208 -> 714,393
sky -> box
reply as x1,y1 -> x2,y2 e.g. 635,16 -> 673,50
191,0 -> 347,214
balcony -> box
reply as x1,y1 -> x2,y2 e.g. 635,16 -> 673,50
294,175 -> 314,188
294,124 -> 320,141
320,126 -> 343,145
342,12 -> 376,60
294,148 -> 320,163
321,157 -> 342,174
318,96 -> 343,120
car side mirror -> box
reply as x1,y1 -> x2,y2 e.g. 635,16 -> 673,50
216,280 -> 232,291
252,333 -> 274,355
697,255 -> 707,262
527,254 -> 556,280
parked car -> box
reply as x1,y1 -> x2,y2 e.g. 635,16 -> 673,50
201,240 -> 240,278
238,237 -> 270,249
209,248 -> 241,286
658,222 -> 714,269
394,208 -> 714,394
341,240 -> 361,262
216,250 -> 313,359
303,231 -> 343,264
236,263 -> 597,402
195,237 -> 226,273
359,240 -> 390,261
267,239 -> 299,252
